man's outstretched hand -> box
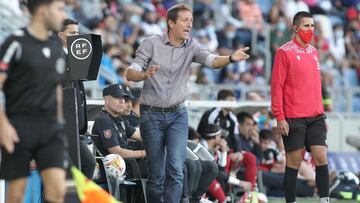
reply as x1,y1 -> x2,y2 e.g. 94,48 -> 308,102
231,47 -> 250,61
144,64 -> 160,79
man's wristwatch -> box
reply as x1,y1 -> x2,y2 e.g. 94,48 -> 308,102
229,55 -> 235,63
143,72 -> 148,80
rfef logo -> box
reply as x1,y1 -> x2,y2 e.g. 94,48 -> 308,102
70,38 -> 92,60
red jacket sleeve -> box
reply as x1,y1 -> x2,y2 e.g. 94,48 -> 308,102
271,49 -> 288,121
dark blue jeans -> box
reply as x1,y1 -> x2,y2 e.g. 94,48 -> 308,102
140,106 -> 188,203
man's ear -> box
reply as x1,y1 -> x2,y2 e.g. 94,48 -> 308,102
104,96 -> 110,105
168,19 -> 175,29
293,25 -> 299,32
58,32 -> 65,42
42,5 -> 50,20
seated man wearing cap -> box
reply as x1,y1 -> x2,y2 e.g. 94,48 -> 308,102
125,87 -> 142,128
119,85 -> 141,128
120,84 -> 145,151
91,84 -> 146,163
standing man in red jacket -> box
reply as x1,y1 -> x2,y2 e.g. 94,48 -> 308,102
271,11 -> 329,203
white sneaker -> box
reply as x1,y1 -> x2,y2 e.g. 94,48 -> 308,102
257,192 -> 268,203
199,197 -> 214,203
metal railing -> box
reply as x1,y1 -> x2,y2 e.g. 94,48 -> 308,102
85,83 -> 360,112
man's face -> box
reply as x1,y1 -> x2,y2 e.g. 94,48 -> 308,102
59,24 -> 79,45
208,133 -> 221,148
168,10 -> 193,41
222,96 -> 236,112
44,1 -> 67,32
238,117 -> 254,137
106,96 -> 126,115
122,99 -> 132,116
225,24 -> 236,32
260,139 -> 270,152
294,17 -> 314,33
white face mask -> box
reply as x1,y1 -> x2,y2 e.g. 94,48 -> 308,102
325,59 -> 334,68
255,59 -> 264,67
277,21 -> 286,32
159,20 -> 167,30
130,15 -> 141,25
334,30 -> 343,38
226,31 -> 235,39
189,74 -> 197,82
206,25 -> 215,33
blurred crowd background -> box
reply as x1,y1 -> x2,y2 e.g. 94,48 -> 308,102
0,0 -> 359,112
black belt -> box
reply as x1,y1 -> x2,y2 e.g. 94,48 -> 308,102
141,103 -> 185,113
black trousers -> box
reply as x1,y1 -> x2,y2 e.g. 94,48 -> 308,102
183,159 -> 202,200
192,160 -> 218,199
183,159 -> 219,201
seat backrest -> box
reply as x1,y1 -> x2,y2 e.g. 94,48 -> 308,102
328,152 -> 360,173
94,157 -> 107,184
95,156 -> 122,200
187,140 -> 214,161
87,121 -> 95,134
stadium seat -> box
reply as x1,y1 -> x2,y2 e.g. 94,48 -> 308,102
328,152 -> 360,173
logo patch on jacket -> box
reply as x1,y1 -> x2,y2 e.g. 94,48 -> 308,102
42,47 -> 51,58
0,61 -> 8,71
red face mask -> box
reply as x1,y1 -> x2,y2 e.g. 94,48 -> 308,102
298,28 -> 314,44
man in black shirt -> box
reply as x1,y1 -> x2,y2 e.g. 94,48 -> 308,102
0,0 -> 67,202
197,89 -> 240,150
58,18 -> 96,179
121,84 -> 136,117
236,112 -> 263,162
125,87 -> 142,128
197,89 -> 258,188
58,19 -> 86,132
92,84 -> 147,179
91,84 -> 145,159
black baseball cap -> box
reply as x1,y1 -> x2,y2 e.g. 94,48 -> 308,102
103,84 -> 129,98
130,87 -> 142,100
121,84 -> 136,101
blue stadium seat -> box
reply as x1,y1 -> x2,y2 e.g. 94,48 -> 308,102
328,152 -> 360,173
